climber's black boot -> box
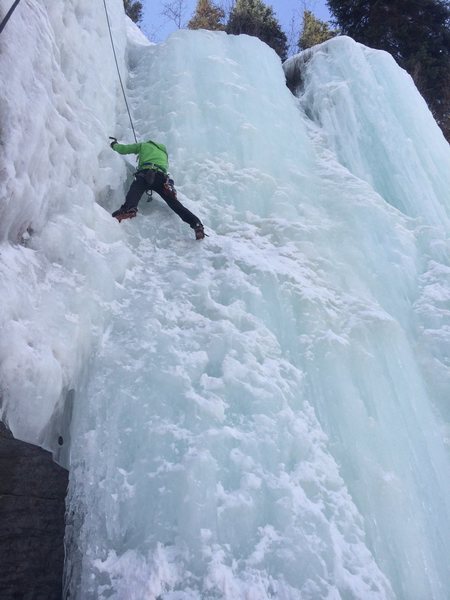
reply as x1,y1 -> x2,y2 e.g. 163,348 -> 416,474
112,207 -> 138,223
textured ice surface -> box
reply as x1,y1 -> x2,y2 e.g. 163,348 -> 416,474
66,29 -> 450,600
0,0 -> 132,449
2,3 -> 450,599
284,37 -> 450,223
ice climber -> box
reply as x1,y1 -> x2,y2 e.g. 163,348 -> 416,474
109,138 -> 206,240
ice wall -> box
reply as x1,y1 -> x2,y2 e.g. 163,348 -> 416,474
2,4 -> 450,598
0,0 -> 133,453
66,28 -> 450,600
284,37 -> 450,224
284,38 -> 450,599
284,38 -> 450,424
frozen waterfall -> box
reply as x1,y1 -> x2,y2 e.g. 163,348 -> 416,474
1,2 -> 450,599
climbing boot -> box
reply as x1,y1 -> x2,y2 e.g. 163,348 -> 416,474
112,207 -> 138,223
194,224 -> 206,240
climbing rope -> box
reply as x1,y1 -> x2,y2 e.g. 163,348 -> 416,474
102,0 -> 137,143
0,0 -> 23,35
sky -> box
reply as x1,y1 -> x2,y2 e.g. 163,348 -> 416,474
141,0 -> 332,48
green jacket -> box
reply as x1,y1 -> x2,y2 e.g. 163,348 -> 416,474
113,140 -> 169,172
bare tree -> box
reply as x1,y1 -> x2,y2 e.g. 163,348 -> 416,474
161,0 -> 189,29
286,10 -> 301,57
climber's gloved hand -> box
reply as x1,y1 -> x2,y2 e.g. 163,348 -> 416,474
109,136 -> 118,148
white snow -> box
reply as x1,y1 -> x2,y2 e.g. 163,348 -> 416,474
1,3 -> 450,599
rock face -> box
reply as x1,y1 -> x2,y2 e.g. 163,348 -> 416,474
0,422 -> 68,599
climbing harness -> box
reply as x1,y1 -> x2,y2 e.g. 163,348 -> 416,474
140,161 -> 167,174
102,0 -> 137,143
0,0 -> 23,36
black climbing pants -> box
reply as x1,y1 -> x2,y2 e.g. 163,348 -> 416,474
122,170 -> 202,229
